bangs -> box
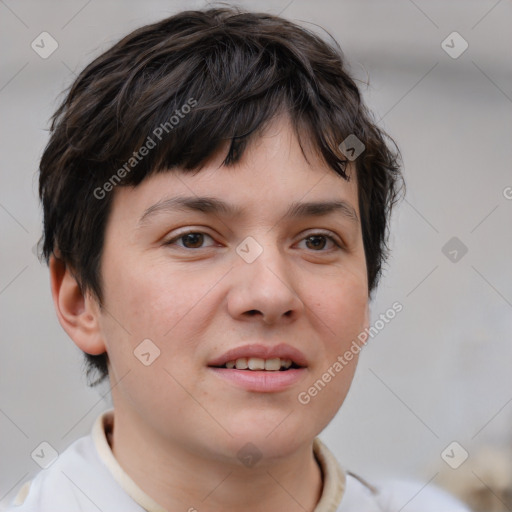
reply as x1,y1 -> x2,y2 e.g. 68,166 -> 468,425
59,22 -> 359,190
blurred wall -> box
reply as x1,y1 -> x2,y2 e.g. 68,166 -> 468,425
1,0 -> 511,509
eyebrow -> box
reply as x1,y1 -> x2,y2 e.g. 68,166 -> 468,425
137,195 -> 359,226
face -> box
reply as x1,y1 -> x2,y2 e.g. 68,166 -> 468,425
96,115 -> 369,463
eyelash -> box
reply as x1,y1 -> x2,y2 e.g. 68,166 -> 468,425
164,230 -> 343,252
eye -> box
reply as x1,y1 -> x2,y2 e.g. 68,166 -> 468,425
297,232 -> 342,252
165,231 -> 216,249
164,230 -> 343,252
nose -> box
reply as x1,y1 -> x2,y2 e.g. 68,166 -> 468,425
226,237 -> 305,325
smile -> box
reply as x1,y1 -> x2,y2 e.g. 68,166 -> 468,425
209,360 -> 307,392
218,357 -> 299,371
207,343 -> 309,392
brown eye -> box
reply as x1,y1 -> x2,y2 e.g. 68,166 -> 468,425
180,233 -> 205,248
305,235 -> 328,250
299,233 -> 340,252
165,231 -> 215,249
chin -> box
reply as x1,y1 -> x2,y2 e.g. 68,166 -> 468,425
217,436 -> 309,468
227,414 -> 316,454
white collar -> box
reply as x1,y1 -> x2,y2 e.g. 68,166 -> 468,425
92,408 -> 347,512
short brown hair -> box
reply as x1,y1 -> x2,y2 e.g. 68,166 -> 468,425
38,7 -> 403,386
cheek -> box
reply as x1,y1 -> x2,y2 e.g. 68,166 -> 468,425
311,271 -> 368,347
98,264 -> 207,415
100,259 -> 222,364
104,255 -> 175,330
298,271 -> 366,418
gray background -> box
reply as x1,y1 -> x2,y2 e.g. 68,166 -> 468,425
1,0 -> 511,509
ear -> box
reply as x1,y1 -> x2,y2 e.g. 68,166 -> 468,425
49,255 -> 106,356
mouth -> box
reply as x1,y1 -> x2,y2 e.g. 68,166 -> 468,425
207,344 -> 308,392
210,357 -> 303,371
207,343 -> 308,371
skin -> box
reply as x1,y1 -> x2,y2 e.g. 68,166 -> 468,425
50,114 -> 370,512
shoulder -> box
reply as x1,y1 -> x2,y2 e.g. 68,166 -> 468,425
4,434 -> 142,512
338,472 -> 471,512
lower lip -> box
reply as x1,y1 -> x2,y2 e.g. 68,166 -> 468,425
209,367 -> 307,392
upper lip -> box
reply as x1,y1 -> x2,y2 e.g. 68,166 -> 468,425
208,343 -> 308,368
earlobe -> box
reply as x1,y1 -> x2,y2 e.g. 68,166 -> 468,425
49,255 -> 106,356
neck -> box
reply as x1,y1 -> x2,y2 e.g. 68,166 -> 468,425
109,408 -> 324,512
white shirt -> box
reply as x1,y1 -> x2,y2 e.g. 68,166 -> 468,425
5,409 -> 469,512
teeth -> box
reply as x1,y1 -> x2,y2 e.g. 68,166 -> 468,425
248,357 -> 265,370
224,357 -> 295,371
235,358 -> 248,370
265,358 -> 281,371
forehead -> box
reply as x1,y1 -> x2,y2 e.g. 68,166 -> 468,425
108,115 -> 360,225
